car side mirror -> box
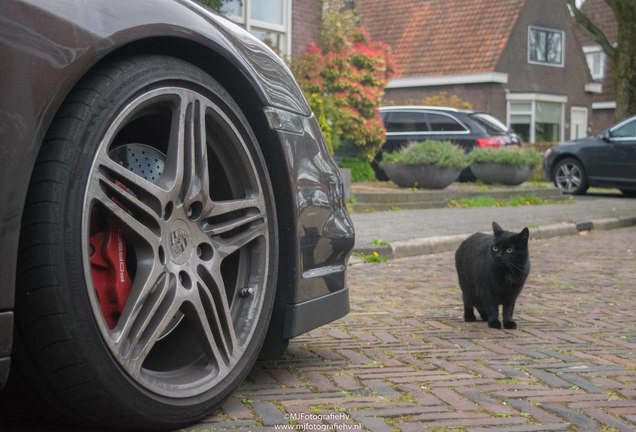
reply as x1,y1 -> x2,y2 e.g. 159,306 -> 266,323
600,131 -> 611,142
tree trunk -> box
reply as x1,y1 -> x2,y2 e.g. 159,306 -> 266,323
612,2 -> 636,120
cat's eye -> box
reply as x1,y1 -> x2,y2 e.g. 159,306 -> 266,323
492,246 -> 499,252
506,248 -> 513,254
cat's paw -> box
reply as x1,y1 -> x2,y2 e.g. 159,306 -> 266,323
503,321 -> 517,329
464,315 -> 477,322
488,320 -> 502,329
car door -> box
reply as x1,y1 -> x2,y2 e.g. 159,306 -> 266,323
589,117 -> 636,187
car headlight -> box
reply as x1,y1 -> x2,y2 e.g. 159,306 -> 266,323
264,107 -> 305,134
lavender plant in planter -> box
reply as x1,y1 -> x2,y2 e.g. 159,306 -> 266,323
381,140 -> 468,189
468,148 -> 542,186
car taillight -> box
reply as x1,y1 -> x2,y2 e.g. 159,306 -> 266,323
476,137 -> 505,148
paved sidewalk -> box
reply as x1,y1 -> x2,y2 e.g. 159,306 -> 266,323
352,194 -> 636,258
192,226 -> 636,431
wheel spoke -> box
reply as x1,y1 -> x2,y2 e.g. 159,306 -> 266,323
202,196 -> 266,257
96,152 -> 167,215
211,218 -> 268,259
162,93 -> 210,206
113,271 -> 180,371
204,212 -> 264,237
190,264 -> 238,365
91,178 -> 162,242
208,197 -> 264,217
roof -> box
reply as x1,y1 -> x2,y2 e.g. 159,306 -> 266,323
578,0 -> 617,45
357,0 -> 526,78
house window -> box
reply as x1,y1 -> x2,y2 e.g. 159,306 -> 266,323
584,47 -> 606,80
507,95 -> 565,143
220,0 -> 244,19
220,0 -> 291,56
509,102 -> 532,142
535,101 -> 563,142
528,26 -> 564,66
251,0 -> 284,25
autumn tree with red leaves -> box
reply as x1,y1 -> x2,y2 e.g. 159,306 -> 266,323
292,1 -> 393,156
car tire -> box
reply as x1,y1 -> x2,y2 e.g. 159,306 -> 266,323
553,158 -> 588,195
14,55 -> 278,429
620,189 -> 636,197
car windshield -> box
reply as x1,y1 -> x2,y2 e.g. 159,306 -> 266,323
470,113 -> 509,135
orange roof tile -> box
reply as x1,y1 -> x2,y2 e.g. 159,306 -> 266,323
357,0 -> 525,78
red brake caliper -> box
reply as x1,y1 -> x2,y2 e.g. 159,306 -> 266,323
90,218 -> 132,329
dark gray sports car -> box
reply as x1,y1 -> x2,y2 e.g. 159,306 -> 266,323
0,1 -> 354,429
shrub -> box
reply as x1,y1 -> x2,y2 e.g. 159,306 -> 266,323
381,140 -> 469,169
468,147 -> 542,167
291,1 -> 394,157
339,157 -> 376,182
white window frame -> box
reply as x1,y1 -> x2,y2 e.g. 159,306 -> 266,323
528,26 -> 565,68
222,0 -> 292,57
583,45 -> 606,80
507,93 -> 566,143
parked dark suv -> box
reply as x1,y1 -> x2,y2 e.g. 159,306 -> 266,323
374,106 -> 521,179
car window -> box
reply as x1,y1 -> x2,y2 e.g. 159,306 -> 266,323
384,111 -> 429,133
610,118 -> 636,138
427,113 -> 467,132
470,113 -> 508,135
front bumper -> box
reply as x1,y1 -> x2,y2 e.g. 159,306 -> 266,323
265,108 -> 355,337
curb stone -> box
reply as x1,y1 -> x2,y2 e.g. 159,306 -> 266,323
352,216 -> 636,261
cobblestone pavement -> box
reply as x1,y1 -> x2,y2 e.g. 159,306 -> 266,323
190,227 -> 636,432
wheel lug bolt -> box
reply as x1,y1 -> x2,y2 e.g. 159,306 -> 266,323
240,287 -> 254,297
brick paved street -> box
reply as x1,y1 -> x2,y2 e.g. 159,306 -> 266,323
191,226 -> 636,432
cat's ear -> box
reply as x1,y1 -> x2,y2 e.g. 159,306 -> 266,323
492,221 -> 504,237
519,227 -> 529,244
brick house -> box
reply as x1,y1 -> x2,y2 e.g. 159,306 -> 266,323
216,0 -> 321,58
356,0 -> 602,143
576,0 -> 618,133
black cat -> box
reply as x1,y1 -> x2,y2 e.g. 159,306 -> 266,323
455,221 -> 530,329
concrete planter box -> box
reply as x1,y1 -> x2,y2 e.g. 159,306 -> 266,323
470,163 -> 534,186
384,164 -> 461,189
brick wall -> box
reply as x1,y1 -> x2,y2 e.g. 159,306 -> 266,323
292,0 -> 322,58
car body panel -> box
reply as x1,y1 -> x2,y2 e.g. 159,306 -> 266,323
0,0 -> 353,389
544,116 -> 636,191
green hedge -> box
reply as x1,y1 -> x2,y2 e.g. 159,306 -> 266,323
339,156 -> 376,182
